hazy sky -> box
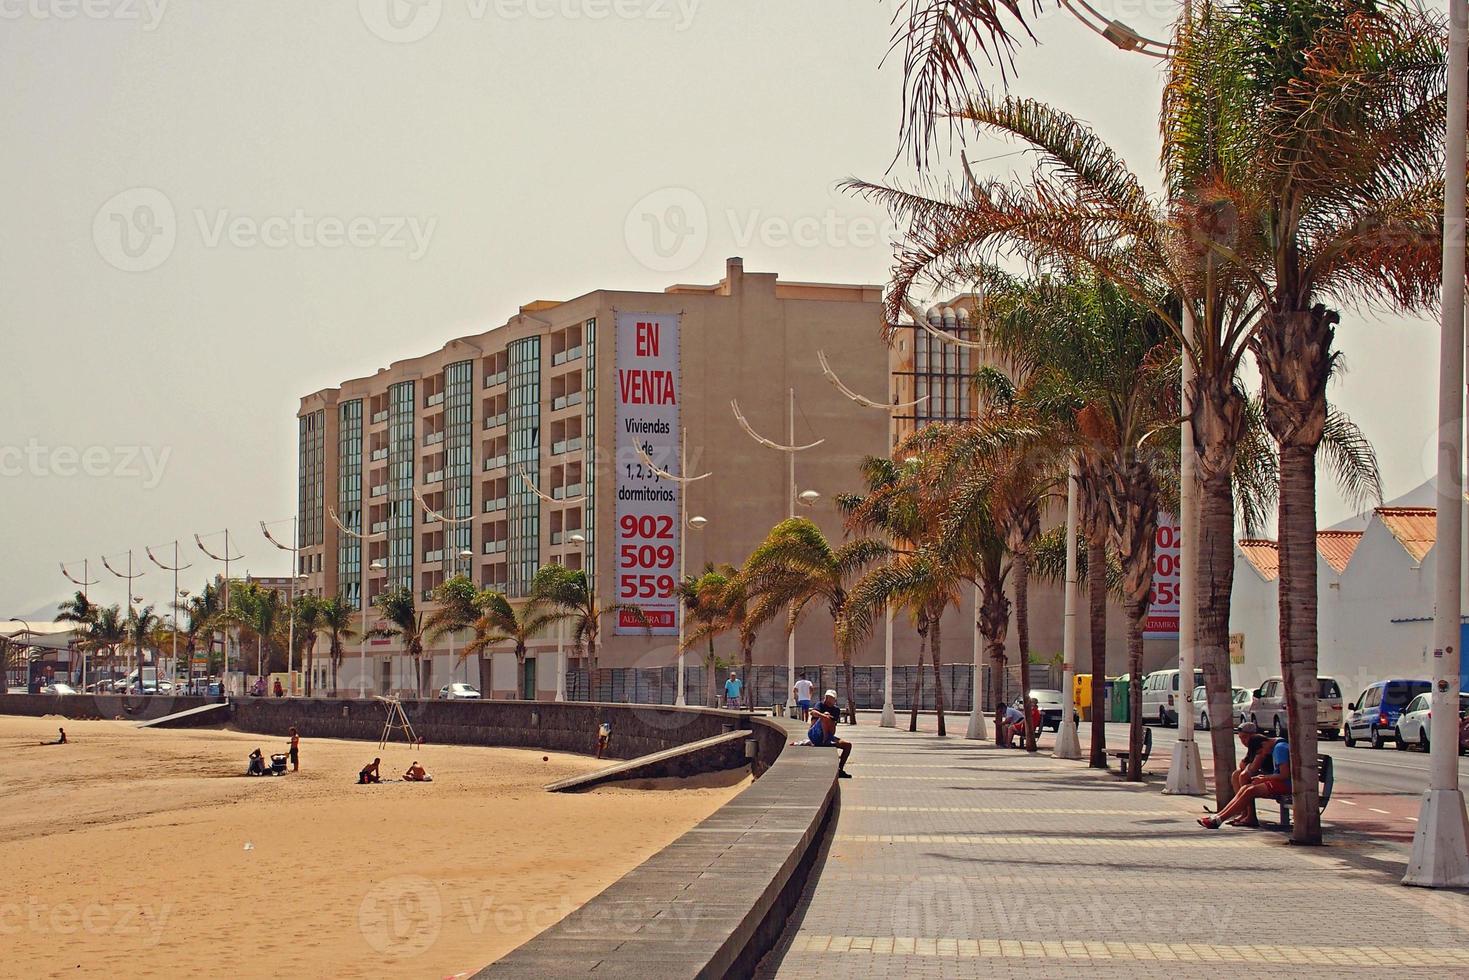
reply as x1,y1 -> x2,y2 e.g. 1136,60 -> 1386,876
0,1 -> 1442,620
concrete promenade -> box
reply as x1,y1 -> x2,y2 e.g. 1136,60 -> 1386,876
756,717 -> 1469,979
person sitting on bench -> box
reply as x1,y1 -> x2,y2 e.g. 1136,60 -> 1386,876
1226,722 -> 1279,827
1001,702 -> 1026,747
1199,737 -> 1290,829
804,691 -> 853,778
358,758 -> 382,784
247,748 -> 266,777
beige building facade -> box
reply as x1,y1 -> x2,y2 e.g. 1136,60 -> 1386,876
297,259 -> 1167,700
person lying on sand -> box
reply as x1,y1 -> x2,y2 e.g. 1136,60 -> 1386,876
402,761 -> 432,782
358,758 -> 382,784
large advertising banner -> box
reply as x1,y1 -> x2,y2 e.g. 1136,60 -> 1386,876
614,311 -> 680,635
1144,514 -> 1181,639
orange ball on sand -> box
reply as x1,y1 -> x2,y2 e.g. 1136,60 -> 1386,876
542,756 -> 548,762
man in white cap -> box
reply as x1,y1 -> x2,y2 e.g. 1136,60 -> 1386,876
808,689 -> 852,778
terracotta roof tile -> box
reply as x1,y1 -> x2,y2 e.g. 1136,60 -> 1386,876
1238,539 -> 1279,581
1375,507 -> 1437,563
1315,530 -> 1363,574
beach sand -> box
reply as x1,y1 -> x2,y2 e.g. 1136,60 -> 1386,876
0,715 -> 748,979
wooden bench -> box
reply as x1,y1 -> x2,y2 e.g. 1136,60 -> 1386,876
1108,726 -> 1152,771
1274,754 -> 1334,831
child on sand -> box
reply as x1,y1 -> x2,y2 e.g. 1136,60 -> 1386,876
287,727 -> 300,772
595,722 -> 612,759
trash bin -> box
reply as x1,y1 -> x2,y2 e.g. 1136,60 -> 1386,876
1110,677 -> 1130,722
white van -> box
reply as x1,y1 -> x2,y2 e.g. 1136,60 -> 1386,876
1141,669 -> 1203,727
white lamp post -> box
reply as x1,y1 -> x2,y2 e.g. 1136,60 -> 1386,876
561,532 -> 586,702
260,518 -> 301,696
1053,459 -> 1083,759
101,551 -> 145,690
195,530 -> 243,694
1405,0 -> 1469,888
453,547 -> 473,685
327,507 -> 386,699
733,392 -> 825,717
60,560 -> 99,687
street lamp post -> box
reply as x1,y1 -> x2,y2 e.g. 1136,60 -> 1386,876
637,432 -> 712,707
195,530 -> 243,694
1053,459 -> 1083,759
453,547 -> 473,685
146,542 -> 192,694
261,518 -> 302,696
327,506 -> 385,699
101,550 -> 144,690
817,350 -> 929,729
60,559 -> 99,687
562,532 -> 586,702
1405,0 -> 1469,888
732,391 -> 823,718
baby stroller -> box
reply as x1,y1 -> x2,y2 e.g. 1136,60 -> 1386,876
269,753 -> 288,776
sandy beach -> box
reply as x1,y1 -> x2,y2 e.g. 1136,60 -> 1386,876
0,715 -> 747,979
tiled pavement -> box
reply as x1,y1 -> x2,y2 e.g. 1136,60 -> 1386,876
755,721 -> 1469,979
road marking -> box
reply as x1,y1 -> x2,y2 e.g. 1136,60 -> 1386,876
1339,800 -> 1356,805
836,834 -> 1252,848
786,935 -> 1469,966
1368,808 -> 1390,814
1407,816 -> 1419,822
843,806 -> 1178,816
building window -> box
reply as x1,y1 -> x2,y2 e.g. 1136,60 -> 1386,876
894,316 -> 975,439
507,336 -> 541,596
581,318 -> 596,589
298,410 -> 326,549
442,359 -> 474,582
388,380 -> 416,592
337,399 -> 363,609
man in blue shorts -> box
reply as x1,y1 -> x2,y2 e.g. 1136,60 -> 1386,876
808,690 -> 853,778
723,671 -> 744,709
793,675 -> 814,719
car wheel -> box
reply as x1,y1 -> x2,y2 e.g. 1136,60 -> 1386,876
1273,716 -> 1286,738
1420,729 -> 1431,752
1199,711 -> 1209,731
1395,728 -> 1408,751
1371,726 -> 1386,750
1344,726 -> 1357,748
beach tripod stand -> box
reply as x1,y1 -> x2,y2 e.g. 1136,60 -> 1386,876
375,695 -> 419,749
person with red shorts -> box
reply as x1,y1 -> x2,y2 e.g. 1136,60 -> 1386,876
1198,736 -> 1291,829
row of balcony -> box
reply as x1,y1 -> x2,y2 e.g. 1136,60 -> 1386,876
550,391 -> 583,412
482,412 -> 508,430
551,346 -> 583,367
483,370 -> 508,389
551,437 -> 583,455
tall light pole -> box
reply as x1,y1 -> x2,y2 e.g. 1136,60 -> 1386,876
146,542 -> 192,694
637,434 -> 712,707
60,559 -> 99,687
817,350 -> 929,728
1405,0 -> 1469,888
261,518 -> 301,695
101,551 -> 144,689
196,530 -> 243,693
327,506 -> 385,699
562,532 -> 586,701
453,547 -> 473,685
1053,459 -> 1083,759
733,392 -> 823,717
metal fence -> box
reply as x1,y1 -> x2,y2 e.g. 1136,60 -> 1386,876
563,663 -> 1063,711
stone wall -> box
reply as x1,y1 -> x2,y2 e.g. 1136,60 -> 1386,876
0,692 -> 218,722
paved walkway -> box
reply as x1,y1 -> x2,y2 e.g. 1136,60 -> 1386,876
756,719 -> 1469,979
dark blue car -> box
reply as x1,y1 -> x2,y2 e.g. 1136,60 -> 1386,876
1344,679 -> 1432,749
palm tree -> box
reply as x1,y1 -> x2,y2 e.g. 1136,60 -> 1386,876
678,564 -> 732,706
463,591 -> 559,694
83,605 -> 127,686
55,590 -> 97,685
291,595 -> 324,696
369,587 -> 427,697
743,518 -> 888,724
124,604 -> 163,689
175,583 -> 223,683
1165,0 -> 1439,841
529,564 -> 651,699
316,596 -> 357,696
426,576 -> 481,689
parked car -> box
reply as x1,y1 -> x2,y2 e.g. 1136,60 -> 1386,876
438,683 -> 481,700
39,683 -> 79,696
1141,669 -> 1203,727
1011,689 -> 1064,731
1395,692 -> 1469,752
1344,679 -> 1432,749
1191,686 -> 1250,730
1243,675 -> 1343,739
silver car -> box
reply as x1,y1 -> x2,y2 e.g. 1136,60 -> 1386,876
1192,686 -> 1251,730
1244,676 -> 1343,738
437,682 -> 481,700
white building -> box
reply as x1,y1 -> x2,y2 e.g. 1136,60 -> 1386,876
1229,479 -> 1468,700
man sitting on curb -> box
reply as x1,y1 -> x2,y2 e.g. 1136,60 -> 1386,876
1199,735 -> 1290,829
792,690 -> 853,778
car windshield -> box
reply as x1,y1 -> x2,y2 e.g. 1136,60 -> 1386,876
1233,689 -> 1250,703
1319,680 -> 1341,698
1385,681 -> 1432,706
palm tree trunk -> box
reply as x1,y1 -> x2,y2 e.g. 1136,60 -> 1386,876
1278,441 -> 1323,843
1199,471 -> 1240,808
1015,553 -> 1034,751
1125,597 -> 1146,781
742,638 -> 754,712
930,616 -> 946,736
1087,538 -> 1108,768
586,635 -> 598,701
909,635 -> 925,733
